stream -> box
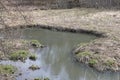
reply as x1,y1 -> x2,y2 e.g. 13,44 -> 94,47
0,28 -> 120,80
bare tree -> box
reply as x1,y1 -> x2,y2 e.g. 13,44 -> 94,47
0,0 -> 28,54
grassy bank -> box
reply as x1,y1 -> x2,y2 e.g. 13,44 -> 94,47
0,39 -> 43,79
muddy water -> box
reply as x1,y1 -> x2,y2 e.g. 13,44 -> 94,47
1,28 -> 120,80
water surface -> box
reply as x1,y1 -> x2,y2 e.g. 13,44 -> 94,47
1,28 -> 120,80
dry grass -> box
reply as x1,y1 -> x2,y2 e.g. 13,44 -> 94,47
1,8 -> 120,38
0,1 -> 120,72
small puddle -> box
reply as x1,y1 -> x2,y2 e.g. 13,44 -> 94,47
0,28 -> 120,80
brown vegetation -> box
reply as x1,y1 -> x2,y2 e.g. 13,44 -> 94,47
0,0 -> 120,73
0,0 -> 120,10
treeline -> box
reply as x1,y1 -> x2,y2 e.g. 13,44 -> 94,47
56,0 -> 120,8
78,0 -> 120,8
1,0 -> 120,9
15,0 -> 120,8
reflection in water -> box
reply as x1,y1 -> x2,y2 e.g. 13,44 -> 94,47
0,28 -> 120,80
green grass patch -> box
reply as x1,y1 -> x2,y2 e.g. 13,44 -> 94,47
34,77 -> 50,80
34,78 -> 40,80
104,59 -> 115,66
44,78 -> 50,80
9,50 -> 29,61
29,65 -> 40,71
30,40 -> 42,48
76,51 -> 92,57
0,64 -> 17,74
79,43 -> 88,46
89,59 -> 98,65
29,54 -> 37,61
